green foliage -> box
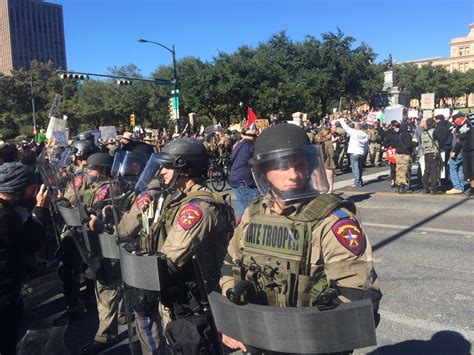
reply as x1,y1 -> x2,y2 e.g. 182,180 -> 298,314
1,33 -> 474,135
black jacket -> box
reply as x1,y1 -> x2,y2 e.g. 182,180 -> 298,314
0,203 -> 48,295
393,126 -> 417,155
433,120 -> 452,152
454,115 -> 474,152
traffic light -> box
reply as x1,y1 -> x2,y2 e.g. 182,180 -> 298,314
130,113 -> 135,126
169,98 -> 177,120
59,73 -> 89,81
117,80 -> 132,86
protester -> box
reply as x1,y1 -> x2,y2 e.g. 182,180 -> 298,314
420,118 -> 443,194
317,128 -> 336,192
452,112 -> 474,197
392,122 -> 417,193
229,129 -> 260,219
339,119 -> 368,187
0,162 -> 50,354
446,128 -> 464,194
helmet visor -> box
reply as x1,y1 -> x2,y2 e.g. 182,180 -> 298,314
251,145 -> 329,202
135,153 -> 167,193
111,151 -> 149,179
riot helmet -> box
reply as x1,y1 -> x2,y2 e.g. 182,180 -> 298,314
111,151 -> 149,179
135,138 -> 209,193
70,138 -> 100,160
84,152 -> 113,185
251,124 -> 328,201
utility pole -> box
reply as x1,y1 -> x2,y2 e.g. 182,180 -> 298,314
30,74 -> 37,140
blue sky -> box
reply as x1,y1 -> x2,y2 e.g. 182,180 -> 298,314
63,0 -> 474,77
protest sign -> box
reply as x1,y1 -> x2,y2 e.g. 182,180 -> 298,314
421,93 -> 435,110
99,126 -> 116,139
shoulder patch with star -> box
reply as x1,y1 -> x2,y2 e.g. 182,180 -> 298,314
70,174 -> 84,190
96,183 -> 109,201
178,203 -> 203,230
135,192 -> 152,211
331,218 -> 366,255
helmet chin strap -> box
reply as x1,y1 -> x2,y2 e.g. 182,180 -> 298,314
163,168 -> 181,193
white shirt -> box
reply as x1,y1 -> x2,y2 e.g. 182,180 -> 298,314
339,120 -> 368,156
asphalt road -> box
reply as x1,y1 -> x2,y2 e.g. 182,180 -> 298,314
17,164 -> 473,354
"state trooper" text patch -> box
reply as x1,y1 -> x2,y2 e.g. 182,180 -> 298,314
178,204 -> 203,230
331,218 -> 366,255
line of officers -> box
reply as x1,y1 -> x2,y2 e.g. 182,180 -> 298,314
38,124 -> 380,354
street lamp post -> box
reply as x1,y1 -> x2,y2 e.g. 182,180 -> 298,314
138,38 -> 179,133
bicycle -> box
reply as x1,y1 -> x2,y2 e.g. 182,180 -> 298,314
208,156 -> 228,192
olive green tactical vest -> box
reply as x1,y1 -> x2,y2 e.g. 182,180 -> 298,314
83,183 -> 106,210
236,193 -> 355,308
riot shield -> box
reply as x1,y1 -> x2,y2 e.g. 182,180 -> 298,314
208,293 -> 377,353
54,171 -> 97,279
109,152 -> 166,355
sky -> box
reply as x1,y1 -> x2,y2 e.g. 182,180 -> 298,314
62,0 -> 474,78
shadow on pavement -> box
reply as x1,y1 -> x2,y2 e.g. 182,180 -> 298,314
346,193 -> 374,203
370,330 -> 471,355
372,197 -> 471,252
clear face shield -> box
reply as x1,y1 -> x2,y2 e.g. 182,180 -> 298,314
111,151 -> 149,179
135,153 -> 169,194
83,165 -> 109,186
251,145 -> 329,202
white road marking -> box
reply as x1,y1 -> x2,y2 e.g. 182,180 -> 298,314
415,263 -> 474,274
380,308 -> 474,341
363,222 -> 473,237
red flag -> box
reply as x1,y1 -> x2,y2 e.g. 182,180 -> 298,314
247,107 -> 257,129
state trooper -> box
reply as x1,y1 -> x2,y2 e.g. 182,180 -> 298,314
220,123 -> 382,353
120,138 -> 234,354
54,139 -> 101,325
81,146 -> 153,354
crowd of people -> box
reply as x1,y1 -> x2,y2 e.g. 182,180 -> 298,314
0,107 -> 472,354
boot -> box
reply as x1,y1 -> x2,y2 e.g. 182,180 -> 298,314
398,185 -> 406,194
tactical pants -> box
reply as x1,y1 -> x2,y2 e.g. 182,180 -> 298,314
422,153 -> 441,191
94,279 -> 124,343
395,154 -> 411,186
366,143 -> 382,166
135,304 -> 171,355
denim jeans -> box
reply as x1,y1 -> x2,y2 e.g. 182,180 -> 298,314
448,152 -> 464,191
350,154 -> 363,186
232,186 -> 260,220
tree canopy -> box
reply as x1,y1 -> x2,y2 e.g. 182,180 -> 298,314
0,30 -> 473,139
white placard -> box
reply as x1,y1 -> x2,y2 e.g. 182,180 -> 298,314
434,108 -> 450,119
99,126 -> 116,139
367,112 -> 377,124
45,116 -> 67,140
422,110 -> 433,119
384,106 -> 404,122
52,131 -> 68,145
421,93 -> 435,110
408,109 -> 419,118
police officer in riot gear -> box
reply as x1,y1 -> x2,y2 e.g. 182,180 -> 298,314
221,123 -> 381,353
81,148 -> 152,354
121,138 -> 234,354
54,147 -> 104,326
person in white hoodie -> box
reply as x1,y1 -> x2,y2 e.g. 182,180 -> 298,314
339,119 -> 368,187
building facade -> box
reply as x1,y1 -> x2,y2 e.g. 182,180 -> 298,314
405,23 -> 474,107
0,0 -> 66,75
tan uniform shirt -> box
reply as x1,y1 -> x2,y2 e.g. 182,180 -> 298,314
161,184 -> 229,269
222,196 -> 380,300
